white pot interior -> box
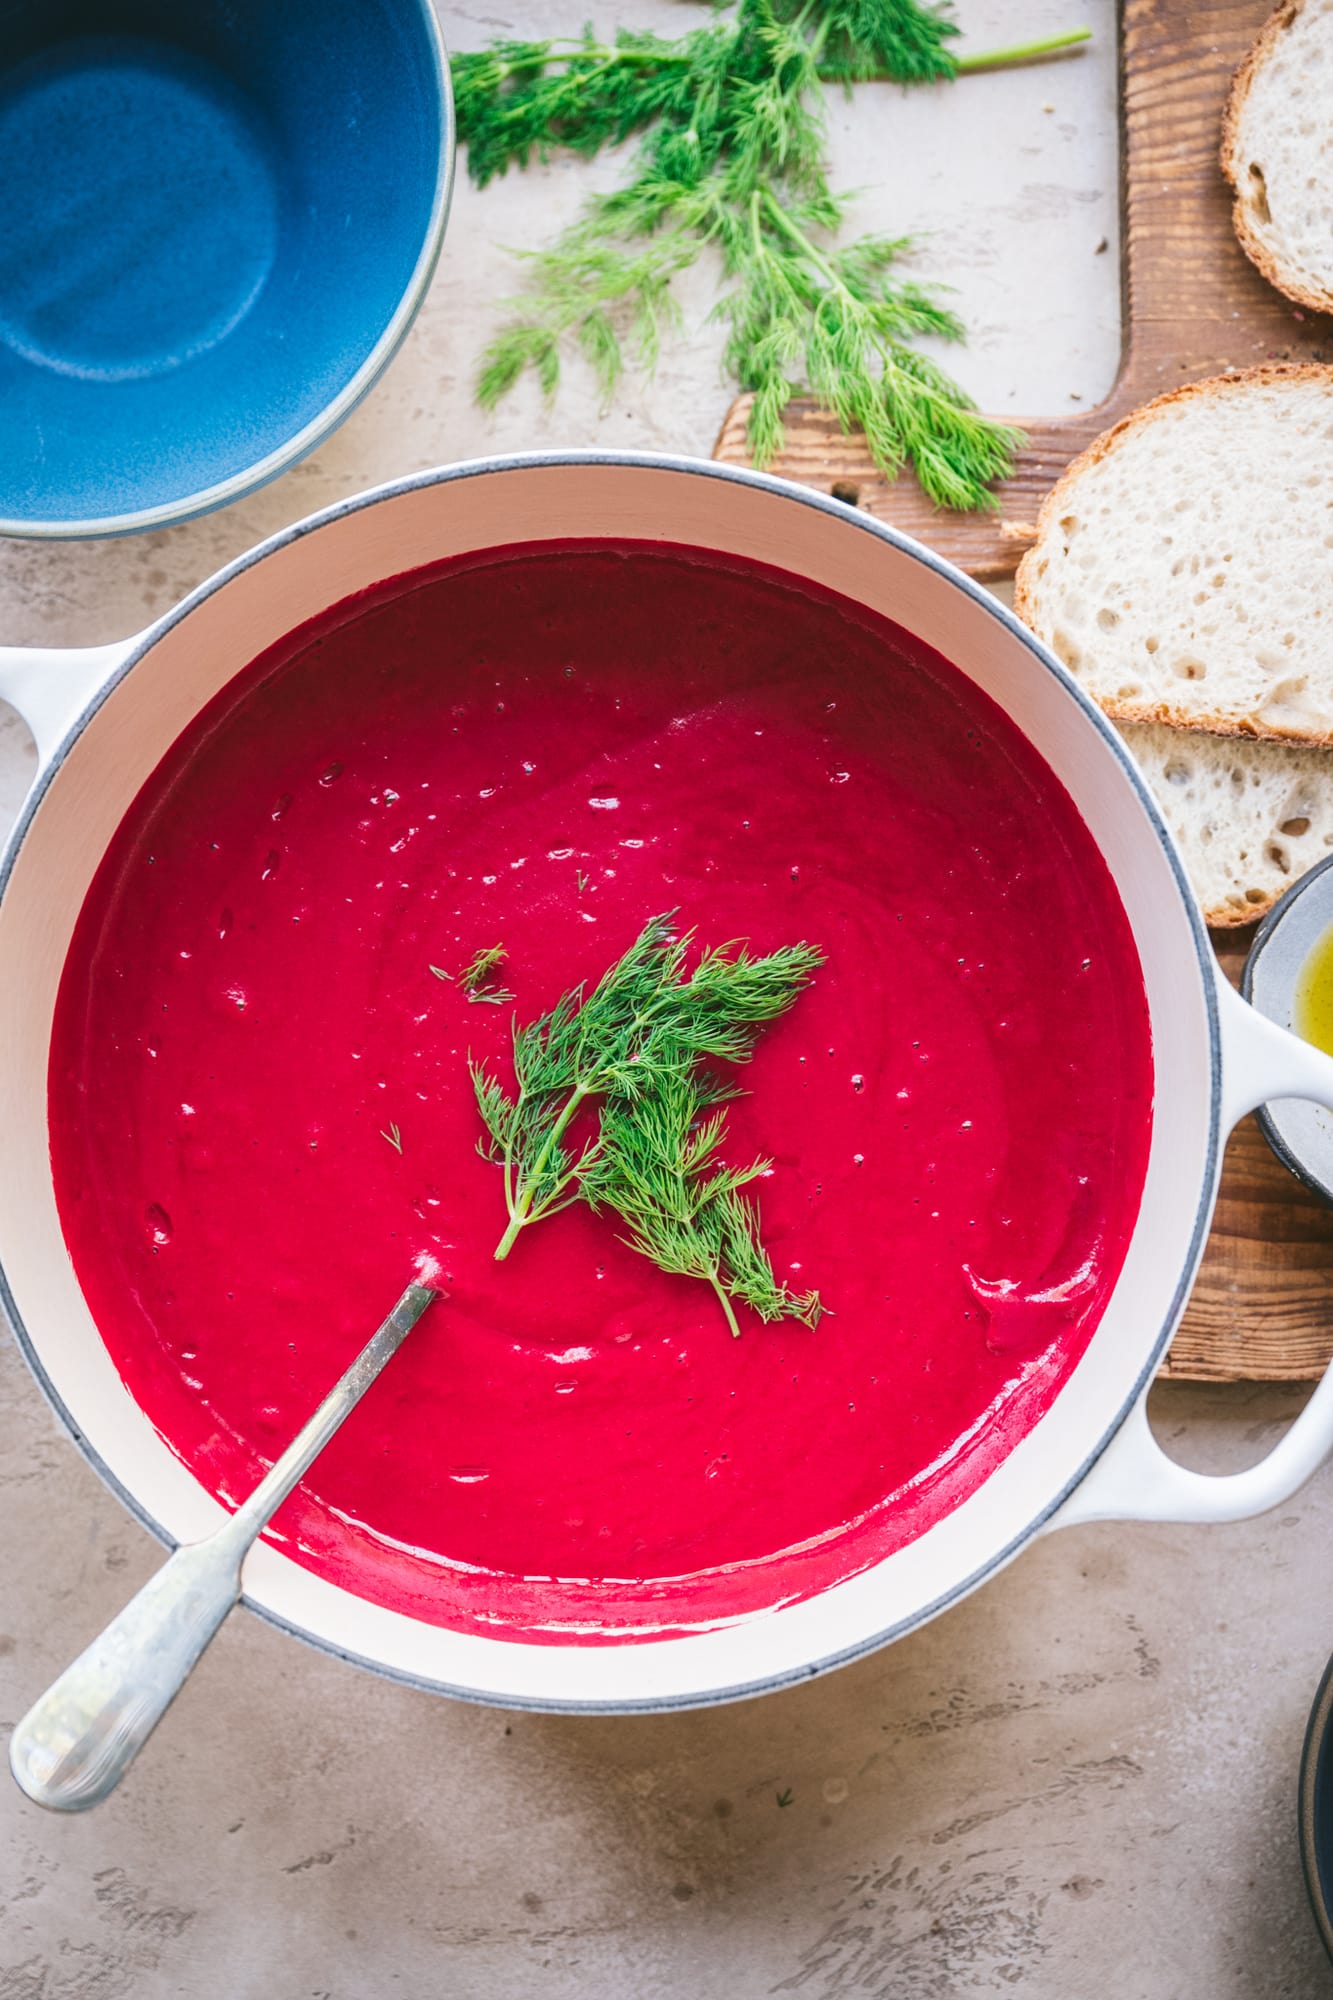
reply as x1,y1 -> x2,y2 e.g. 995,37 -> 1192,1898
0,459 -> 1218,1707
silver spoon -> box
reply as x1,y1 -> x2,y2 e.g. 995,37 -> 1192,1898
9,1279 -> 439,1812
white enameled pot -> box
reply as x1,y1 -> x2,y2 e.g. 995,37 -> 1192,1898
4,454 -> 1333,1714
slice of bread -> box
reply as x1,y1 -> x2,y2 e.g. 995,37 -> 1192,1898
1013,367 -> 1333,746
1117,722 -> 1333,926
1223,0 -> 1333,315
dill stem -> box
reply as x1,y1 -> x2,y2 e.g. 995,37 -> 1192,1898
493,43 -> 693,81
784,0 -> 827,53
761,190 -> 852,302
487,46 -> 691,130
749,187 -> 764,258
805,13 -> 833,64
495,52 -> 617,119
802,25 -> 1091,86
710,1273 -> 742,1340
952,27 -> 1092,72
495,1081 -> 590,1259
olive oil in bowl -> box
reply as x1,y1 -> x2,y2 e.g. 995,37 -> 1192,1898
1296,923 -> 1333,1058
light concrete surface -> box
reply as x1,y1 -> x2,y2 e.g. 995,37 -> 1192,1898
4,4 -> 1332,1994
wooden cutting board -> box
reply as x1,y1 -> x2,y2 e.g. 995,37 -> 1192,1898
1171,942 -> 1333,1382
713,0 -> 1333,578
715,0 -> 1333,1380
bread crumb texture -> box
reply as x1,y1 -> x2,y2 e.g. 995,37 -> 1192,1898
1224,0 -> 1333,313
1015,368 -> 1333,746
1119,722 -> 1333,926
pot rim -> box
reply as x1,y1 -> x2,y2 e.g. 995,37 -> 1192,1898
0,2 -> 456,542
0,450 -> 1224,1710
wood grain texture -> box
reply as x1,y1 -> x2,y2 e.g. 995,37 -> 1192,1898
712,0 -> 1333,579
1164,937 -> 1333,1381
1166,1116 -> 1333,1380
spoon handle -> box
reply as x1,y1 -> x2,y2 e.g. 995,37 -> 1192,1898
9,1537 -> 249,1812
9,1280 -> 438,1812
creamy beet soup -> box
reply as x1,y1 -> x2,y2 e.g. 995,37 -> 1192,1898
49,543 -> 1152,1639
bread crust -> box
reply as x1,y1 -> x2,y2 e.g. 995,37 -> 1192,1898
1015,365 -> 1333,926
1012,362 -> 1333,746
1221,0 -> 1333,315
1206,898 -> 1277,927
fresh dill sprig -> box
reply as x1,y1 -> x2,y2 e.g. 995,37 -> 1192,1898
381,1123 -> 404,1154
471,912 -> 824,1331
473,911 -> 683,1255
806,0 -> 967,85
456,0 -> 1086,509
453,29 -> 718,189
719,189 -> 1023,510
431,946 -> 516,1003
583,1067 -> 823,1336
462,945 -> 507,990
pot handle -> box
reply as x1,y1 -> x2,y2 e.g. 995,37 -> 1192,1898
1052,974 -> 1333,1529
0,637 -> 147,768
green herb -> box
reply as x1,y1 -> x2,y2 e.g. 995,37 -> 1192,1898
583,1067 -> 822,1336
720,190 -> 1016,510
576,869 -> 589,894
440,945 -> 517,1005
430,951 -> 514,999
471,912 -> 823,1329
461,945 -> 508,990
456,0 -> 1086,509
382,1123 -> 404,1154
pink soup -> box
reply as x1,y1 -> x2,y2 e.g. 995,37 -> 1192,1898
49,543 -> 1153,1639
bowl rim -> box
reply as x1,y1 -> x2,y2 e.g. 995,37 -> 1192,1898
0,451 -> 1223,1710
1300,1647 -> 1333,1962
0,2 -> 456,541
1242,852 -> 1333,1205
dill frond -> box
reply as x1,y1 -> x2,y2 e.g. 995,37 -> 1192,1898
584,1071 -> 823,1336
714,189 -> 1025,510
478,224 -> 696,413
458,945 -> 515,1006
454,0 -> 1079,509
453,29 -> 706,188
808,0 -> 959,85
473,912 -> 825,1331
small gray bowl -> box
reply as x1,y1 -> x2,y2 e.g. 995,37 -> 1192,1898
1242,853 -> 1333,1202
1300,1650 -> 1333,1964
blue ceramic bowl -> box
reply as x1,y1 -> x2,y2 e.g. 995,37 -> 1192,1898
0,1 -> 452,535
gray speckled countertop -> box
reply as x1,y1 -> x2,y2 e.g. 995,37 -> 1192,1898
3,5 -> 1332,1993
